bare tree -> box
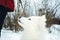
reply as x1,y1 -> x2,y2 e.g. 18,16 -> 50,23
46,3 -> 60,28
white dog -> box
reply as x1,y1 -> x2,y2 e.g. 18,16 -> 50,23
18,15 -> 49,40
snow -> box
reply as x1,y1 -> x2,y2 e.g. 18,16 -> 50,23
48,24 -> 60,40
0,25 -> 60,40
0,29 -> 23,40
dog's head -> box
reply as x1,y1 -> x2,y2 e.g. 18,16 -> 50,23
18,15 -> 46,29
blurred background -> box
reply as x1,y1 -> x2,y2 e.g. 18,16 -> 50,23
0,0 -> 60,40
2,0 -> 60,32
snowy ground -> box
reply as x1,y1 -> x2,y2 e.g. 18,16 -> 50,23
0,29 -> 23,40
0,25 -> 60,40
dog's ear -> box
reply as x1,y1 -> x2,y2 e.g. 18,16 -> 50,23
18,22 -> 24,28
42,15 -> 46,21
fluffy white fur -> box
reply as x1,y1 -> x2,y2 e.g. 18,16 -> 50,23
18,15 -> 49,40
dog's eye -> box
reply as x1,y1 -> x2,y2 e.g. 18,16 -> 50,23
28,18 -> 31,20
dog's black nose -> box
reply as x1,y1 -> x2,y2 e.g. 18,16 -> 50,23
19,16 -> 21,18
18,20 -> 20,22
